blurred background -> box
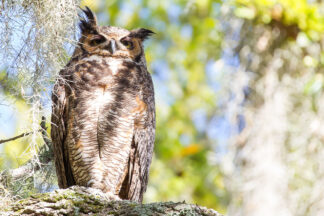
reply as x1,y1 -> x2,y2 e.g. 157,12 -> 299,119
1,0 -> 324,215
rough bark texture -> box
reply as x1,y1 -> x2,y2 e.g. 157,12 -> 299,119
0,186 -> 222,216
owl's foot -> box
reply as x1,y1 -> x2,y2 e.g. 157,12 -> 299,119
86,180 -> 121,201
83,186 -> 121,201
102,191 -> 121,201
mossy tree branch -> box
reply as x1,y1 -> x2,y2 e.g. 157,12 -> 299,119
0,186 -> 222,216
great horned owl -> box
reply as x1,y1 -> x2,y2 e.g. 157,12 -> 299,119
51,7 -> 155,202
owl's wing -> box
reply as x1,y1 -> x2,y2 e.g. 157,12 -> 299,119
131,120 -> 155,202
51,74 -> 75,188
121,81 -> 155,202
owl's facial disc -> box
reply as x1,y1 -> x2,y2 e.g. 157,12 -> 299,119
78,7 -> 154,61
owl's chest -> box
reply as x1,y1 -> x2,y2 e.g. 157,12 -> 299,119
70,56 -> 141,109
72,56 -> 135,90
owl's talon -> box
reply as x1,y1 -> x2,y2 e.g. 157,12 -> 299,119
80,187 -> 120,201
103,192 -> 121,201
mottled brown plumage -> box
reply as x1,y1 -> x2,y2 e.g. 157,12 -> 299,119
51,7 -> 155,202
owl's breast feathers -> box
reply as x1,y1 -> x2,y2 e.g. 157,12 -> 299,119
52,54 -> 155,201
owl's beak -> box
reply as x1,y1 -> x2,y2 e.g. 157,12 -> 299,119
107,39 -> 117,54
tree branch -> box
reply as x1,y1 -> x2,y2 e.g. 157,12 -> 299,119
0,131 -> 38,144
0,116 -> 50,145
0,186 -> 223,216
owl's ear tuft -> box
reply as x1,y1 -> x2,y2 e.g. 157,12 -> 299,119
129,28 -> 155,41
79,6 -> 98,34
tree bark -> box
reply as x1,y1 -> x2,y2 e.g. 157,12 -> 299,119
0,186 -> 222,216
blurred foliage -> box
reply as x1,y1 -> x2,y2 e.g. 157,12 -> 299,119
235,0 -> 324,40
228,0 -> 324,215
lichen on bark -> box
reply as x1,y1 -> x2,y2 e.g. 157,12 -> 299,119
0,186 -> 222,216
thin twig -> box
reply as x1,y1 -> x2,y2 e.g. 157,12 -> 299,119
0,116 -> 49,145
0,130 -> 41,144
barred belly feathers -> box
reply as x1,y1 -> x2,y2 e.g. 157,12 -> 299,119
51,7 -> 155,202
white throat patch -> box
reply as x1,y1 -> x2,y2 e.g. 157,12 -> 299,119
108,59 -> 123,75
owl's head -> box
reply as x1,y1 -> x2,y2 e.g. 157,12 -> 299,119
76,7 -> 154,63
